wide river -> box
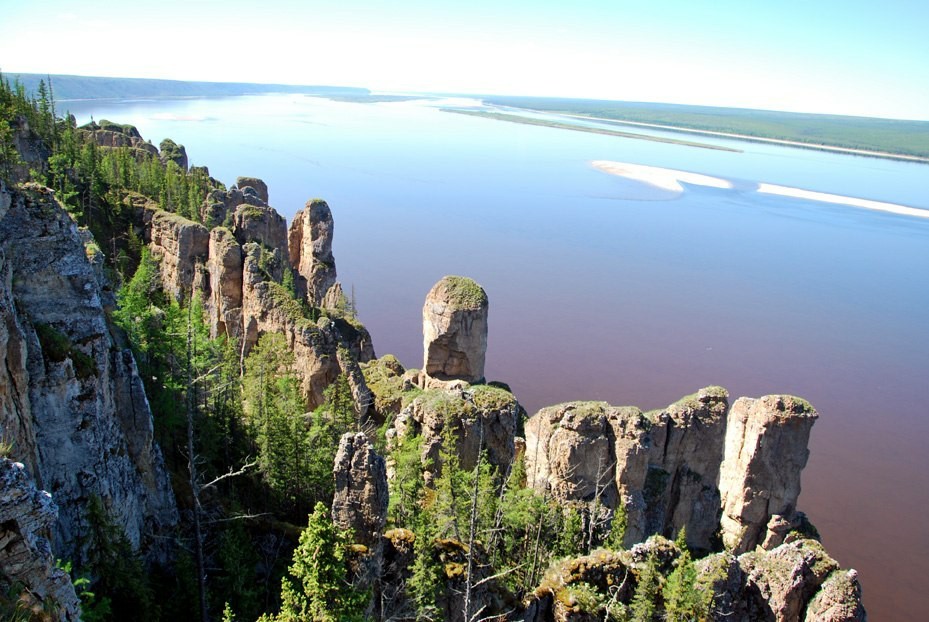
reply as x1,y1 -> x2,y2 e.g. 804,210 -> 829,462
67,94 -> 928,619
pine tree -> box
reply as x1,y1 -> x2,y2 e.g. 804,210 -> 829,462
274,502 -> 368,622
630,553 -> 661,622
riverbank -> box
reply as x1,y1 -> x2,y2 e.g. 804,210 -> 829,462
570,113 -> 929,164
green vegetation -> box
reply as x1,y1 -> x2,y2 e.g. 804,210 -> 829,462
482,95 -> 929,160
444,108 -> 742,152
9,73 -> 370,101
438,275 -> 489,308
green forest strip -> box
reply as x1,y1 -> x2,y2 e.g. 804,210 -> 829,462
10,73 -> 369,101
483,96 -> 929,160
443,108 -> 742,152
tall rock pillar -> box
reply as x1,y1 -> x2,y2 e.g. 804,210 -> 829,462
718,395 -> 818,554
422,276 -> 488,383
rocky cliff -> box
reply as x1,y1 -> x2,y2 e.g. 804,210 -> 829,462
140,177 -> 376,413
524,387 -> 816,556
0,459 -> 81,621
0,181 -> 178,564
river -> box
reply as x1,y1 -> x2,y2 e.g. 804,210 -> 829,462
66,94 -> 929,619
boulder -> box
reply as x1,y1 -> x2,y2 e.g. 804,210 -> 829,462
719,396 -> 818,554
422,276 -> 488,383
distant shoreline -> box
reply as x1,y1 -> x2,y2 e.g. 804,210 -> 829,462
565,112 -> 929,164
442,108 -> 741,152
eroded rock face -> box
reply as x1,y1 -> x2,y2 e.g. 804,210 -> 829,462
423,276 -> 488,383
389,384 -> 520,483
206,227 -> 243,339
0,183 -> 177,562
240,243 -> 374,411
525,387 -> 729,551
200,185 -> 267,229
288,199 -> 337,306
147,208 -> 210,300
719,395 -> 818,554
236,176 -> 269,204
333,432 -> 388,549
0,459 -> 81,621
232,203 -> 288,267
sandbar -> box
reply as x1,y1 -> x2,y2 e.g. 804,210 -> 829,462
757,183 -> 929,219
591,160 -> 734,192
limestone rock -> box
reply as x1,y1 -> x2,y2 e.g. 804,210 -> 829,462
640,387 -> 729,550
739,539 -> 840,622
236,176 -> 269,204
0,459 -> 81,621
525,388 -> 728,551
0,182 -> 177,562
240,243 -> 374,411
719,395 -> 818,554
389,384 -> 519,482
803,569 -> 867,622
79,120 -> 158,157
288,199 -> 337,306
147,208 -> 210,300
206,227 -> 243,339
159,138 -> 188,172
232,203 -> 288,266
200,185 -> 266,229
333,432 -> 388,548
422,276 -> 488,383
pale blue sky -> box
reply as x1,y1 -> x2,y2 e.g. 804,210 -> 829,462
2,0 -> 928,119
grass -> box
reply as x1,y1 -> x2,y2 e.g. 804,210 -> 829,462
482,95 -> 929,160
444,109 -> 741,152
436,275 -> 488,309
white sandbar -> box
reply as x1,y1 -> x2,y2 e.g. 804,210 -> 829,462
757,183 -> 929,219
592,160 -> 733,192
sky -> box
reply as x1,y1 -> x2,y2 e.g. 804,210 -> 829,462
2,0 -> 928,120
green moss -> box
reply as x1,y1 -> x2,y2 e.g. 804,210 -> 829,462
264,281 -> 315,329
35,323 -> 70,361
362,356 -> 422,416
437,275 -> 487,309
236,205 -> 265,220
471,384 -> 518,411
643,467 -> 670,503
34,323 -> 97,379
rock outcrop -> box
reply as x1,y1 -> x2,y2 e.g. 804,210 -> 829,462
288,199 -> 337,306
423,276 -> 488,383
206,227 -> 244,339
232,203 -> 288,265
332,432 -> 389,549
0,182 -> 177,562
390,384 -> 520,480
0,459 -> 80,621
333,432 -> 388,600
719,396 -> 818,554
521,535 -> 864,622
236,176 -> 269,204
80,120 -> 159,157
525,387 -> 729,551
159,138 -> 188,172
146,207 -> 210,300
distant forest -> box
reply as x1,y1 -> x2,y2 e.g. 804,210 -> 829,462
9,73 -> 368,101
484,95 -> 929,159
